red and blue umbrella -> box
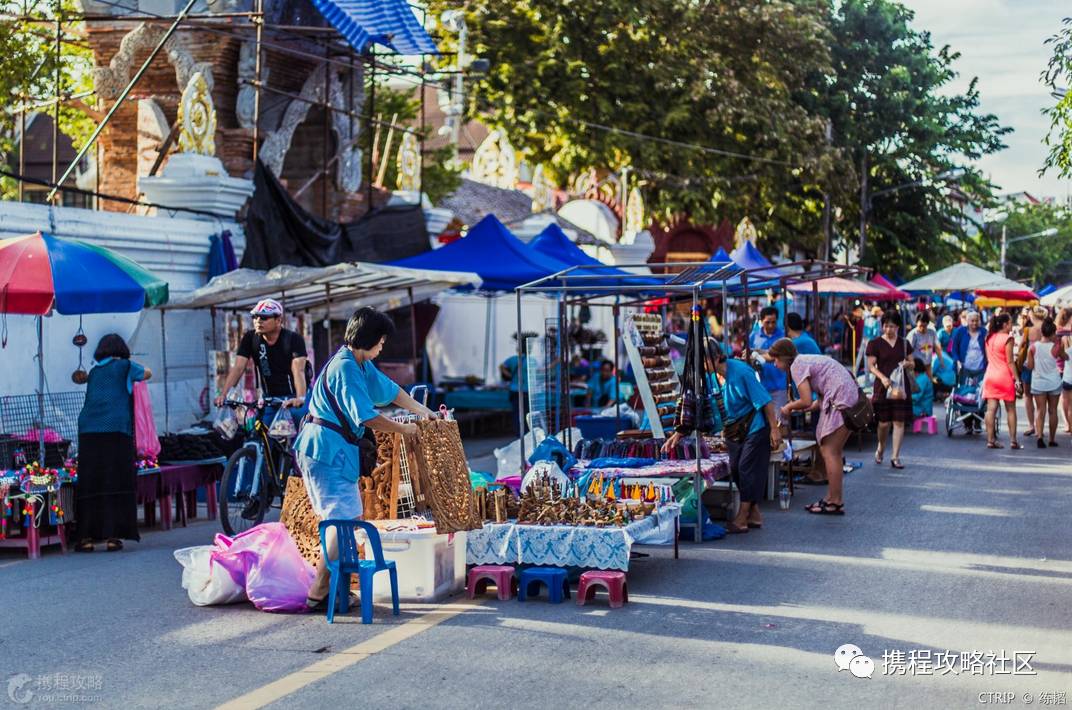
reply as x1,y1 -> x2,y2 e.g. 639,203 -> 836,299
0,232 -> 168,315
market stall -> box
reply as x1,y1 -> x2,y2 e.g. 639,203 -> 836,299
514,257 -> 871,542
0,231 -> 169,558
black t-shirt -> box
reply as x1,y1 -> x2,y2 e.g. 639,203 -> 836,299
237,329 -> 308,397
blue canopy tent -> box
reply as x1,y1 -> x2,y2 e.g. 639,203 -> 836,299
730,241 -> 772,271
1037,283 -> 1056,298
708,247 -> 732,265
391,214 -> 571,291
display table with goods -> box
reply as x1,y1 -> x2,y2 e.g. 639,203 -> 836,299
467,473 -> 681,571
0,463 -> 76,559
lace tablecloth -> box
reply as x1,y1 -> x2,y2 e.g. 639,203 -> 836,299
466,503 -> 681,571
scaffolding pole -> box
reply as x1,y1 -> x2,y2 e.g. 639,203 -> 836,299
250,0 -> 264,164
47,0 -> 200,203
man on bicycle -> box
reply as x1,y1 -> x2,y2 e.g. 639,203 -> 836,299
214,298 -> 309,420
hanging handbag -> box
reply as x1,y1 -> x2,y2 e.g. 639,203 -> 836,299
839,388 -> 874,433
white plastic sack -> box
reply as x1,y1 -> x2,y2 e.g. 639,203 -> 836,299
174,546 -> 246,606
494,427 -> 546,479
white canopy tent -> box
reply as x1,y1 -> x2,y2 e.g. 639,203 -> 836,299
1041,283 -> 1072,308
899,263 -> 1034,294
162,262 -> 481,318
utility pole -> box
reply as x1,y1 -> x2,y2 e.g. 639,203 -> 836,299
822,120 -> 833,261
858,153 -> 868,263
1000,224 -> 1007,277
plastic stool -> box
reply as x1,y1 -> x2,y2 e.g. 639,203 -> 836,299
467,565 -> 517,600
517,567 -> 570,603
912,416 -> 937,435
576,570 -> 628,609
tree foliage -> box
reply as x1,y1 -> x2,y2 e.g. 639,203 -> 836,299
429,0 -> 1010,276
992,203 -> 1072,287
816,0 -> 1010,277
360,82 -> 461,205
0,0 -> 95,198
1042,17 -> 1072,180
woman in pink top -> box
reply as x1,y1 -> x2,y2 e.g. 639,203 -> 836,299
982,313 -> 1020,449
771,339 -> 860,516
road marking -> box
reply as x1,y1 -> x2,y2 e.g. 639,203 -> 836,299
215,599 -> 481,710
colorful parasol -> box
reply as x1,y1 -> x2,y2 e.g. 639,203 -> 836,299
0,232 -> 168,315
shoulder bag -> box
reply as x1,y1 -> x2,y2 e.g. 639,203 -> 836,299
303,354 -> 376,476
839,388 -> 874,433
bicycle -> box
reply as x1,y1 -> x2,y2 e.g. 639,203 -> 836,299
218,397 -> 296,536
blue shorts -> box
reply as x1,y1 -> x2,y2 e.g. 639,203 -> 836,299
1020,367 -> 1032,386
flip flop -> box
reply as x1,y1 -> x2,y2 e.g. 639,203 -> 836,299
747,522 -> 763,529
725,523 -> 750,534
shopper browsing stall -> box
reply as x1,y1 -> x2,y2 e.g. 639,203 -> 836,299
587,359 -> 620,407
663,342 -> 780,534
771,339 -> 860,516
75,334 -> 152,552
294,307 -> 435,610
214,298 -> 308,419
785,312 -> 821,355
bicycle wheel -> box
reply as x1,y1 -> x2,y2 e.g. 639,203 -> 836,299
219,446 -> 268,536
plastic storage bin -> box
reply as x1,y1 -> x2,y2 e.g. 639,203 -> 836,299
575,415 -> 632,441
371,526 -> 467,603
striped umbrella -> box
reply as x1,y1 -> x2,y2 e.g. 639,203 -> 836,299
0,232 -> 168,467
0,232 -> 168,315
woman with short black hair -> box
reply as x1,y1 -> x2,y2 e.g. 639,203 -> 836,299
293,307 -> 434,610
866,309 -> 914,469
76,334 -> 151,552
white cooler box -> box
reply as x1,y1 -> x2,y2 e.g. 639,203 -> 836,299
371,526 -> 467,603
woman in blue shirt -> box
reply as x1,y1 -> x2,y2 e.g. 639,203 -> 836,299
664,341 -> 781,533
76,334 -> 151,552
295,308 -> 434,609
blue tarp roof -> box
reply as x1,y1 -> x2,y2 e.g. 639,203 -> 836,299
390,214 -> 570,291
310,0 -> 438,55
1037,283 -> 1056,297
709,247 -> 732,264
730,241 -> 772,270
529,223 -> 662,289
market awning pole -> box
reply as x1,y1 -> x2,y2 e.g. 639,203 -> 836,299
613,297 -> 620,424
692,287 -> 702,544
47,0 -> 199,202
516,289 -> 526,473
37,315 -> 45,467
482,296 -> 493,384
408,286 -> 418,373
161,310 -> 170,432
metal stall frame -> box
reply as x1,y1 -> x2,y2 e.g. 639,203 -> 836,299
516,259 -> 873,544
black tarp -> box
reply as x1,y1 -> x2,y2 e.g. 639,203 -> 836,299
241,159 -> 431,269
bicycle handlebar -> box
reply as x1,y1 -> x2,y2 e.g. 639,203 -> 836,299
222,397 -> 290,409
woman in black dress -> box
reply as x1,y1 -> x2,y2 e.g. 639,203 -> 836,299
866,310 -> 914,469
75,335 -> 151,551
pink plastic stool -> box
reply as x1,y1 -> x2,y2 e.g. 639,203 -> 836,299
912,416 -> 937,435
576,570 -> 628,608
467,565 -> 517,600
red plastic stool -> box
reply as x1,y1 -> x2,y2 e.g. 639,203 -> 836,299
577,570 -> 628,608
467,565 -> 517,600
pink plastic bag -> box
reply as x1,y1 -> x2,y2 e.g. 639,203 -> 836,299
210,523 -> 315,613
133,381 -> 161,459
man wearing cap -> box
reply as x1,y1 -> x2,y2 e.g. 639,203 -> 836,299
214,298 -> 308,413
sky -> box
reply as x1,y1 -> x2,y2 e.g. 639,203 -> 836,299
900,0 -> 1071,202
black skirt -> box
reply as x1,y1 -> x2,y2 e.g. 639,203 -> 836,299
76,432 -> 140,542
728,424 -> 771,504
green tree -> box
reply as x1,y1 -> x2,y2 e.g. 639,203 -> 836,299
428,0 -> 838,254
360,82 -> 461,204
809,0 -> 1010,277
0,0 -> 95,199
1042,17 -> 1072,180
991,203 -> 1072,287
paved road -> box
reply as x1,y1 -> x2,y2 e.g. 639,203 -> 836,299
2,404 -> 1070,709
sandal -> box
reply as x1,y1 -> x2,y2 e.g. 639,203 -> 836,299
874,451 -> 884,465
986,441 -> 1003,449
805,499 -> 845,516
106,539 -> 123,552
1010,441 -> 1023,450
75,539 -> 94,553
725,523 -> 750,534
747,522 -> 763,529
1049,440 -> 1058,447
891,459 -> 905,470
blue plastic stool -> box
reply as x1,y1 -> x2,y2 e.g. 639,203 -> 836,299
318,520 -> 400,624
517,567 -> 570,603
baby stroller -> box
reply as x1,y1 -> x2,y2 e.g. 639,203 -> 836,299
944,368 -> 992,437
